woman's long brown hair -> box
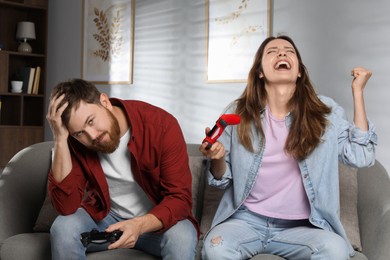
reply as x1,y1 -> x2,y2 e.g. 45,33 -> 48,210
235,35 -> 331,160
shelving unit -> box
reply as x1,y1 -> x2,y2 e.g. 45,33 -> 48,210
0,0 -> 47,166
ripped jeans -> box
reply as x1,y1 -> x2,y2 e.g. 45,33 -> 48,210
202,206 -> 349,260
50,208 -> 197,260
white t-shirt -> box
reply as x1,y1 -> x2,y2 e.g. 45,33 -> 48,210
98,130 -> 154,219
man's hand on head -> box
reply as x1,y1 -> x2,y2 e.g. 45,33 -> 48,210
47,93 -> 70,142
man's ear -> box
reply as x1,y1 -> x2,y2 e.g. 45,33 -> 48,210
100,93 -> 112,109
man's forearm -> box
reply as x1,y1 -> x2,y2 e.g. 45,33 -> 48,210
51,140 -> 73,183
134,213 -> 164,234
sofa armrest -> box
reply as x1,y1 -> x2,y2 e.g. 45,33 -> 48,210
0,141 -> 53,244
357,160 -> 390,260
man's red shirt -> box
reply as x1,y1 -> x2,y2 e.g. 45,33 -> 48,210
48,99 -> 198,235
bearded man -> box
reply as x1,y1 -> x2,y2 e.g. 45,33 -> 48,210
46,79 -> 198,260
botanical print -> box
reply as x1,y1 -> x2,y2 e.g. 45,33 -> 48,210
214,0 -> 250,24
207,0 -> 270,82
82,0 -> 133,84
91,6 -> 124,62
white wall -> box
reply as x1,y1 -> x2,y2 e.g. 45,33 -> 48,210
272,0 -> 390,173
47,0 -> 390,174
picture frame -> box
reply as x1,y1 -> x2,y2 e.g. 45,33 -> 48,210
82,0 -> 134,84
206,0 -> 272,83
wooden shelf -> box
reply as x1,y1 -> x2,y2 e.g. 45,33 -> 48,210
2,50 -> 46,57
0,0 -> 47,9
0,0 -> 47,166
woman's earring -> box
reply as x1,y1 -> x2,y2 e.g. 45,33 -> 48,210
259,73 -> 263,79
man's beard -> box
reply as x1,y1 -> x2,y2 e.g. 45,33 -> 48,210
91,109 -> 121,153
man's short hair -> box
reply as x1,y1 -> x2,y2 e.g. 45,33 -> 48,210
51,79 -> 101,128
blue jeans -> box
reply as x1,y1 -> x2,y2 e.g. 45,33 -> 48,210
202,206 -> 350,260
50,208 -> 197,260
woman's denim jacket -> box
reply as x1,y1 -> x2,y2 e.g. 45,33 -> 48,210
206,95 -> 377,257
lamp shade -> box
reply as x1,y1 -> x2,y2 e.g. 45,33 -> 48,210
16,21 -> 36,40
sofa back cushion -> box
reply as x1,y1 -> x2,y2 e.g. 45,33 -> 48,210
33,192 -> 58,232
339,163 -> 361,251
188,156 -> 207,222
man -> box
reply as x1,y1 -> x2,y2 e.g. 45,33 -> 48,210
46,79 -> 198,260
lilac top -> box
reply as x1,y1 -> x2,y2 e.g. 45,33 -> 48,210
244,106 -> 310,219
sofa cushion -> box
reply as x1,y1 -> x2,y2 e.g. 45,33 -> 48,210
199,162 -> 362,251
199,181 -> 224,239
339,163 -> 361,251
188,156 -> 206,222
87,249 -> 160,259
0,233 -> 51,260
33,192 -> 58,232
0,233 -> 160,260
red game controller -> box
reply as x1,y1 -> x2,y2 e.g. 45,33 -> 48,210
202,114 -> 241,150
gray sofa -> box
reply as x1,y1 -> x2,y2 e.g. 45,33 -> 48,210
1,141 -> 389,260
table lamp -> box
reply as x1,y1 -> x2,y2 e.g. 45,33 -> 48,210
16,21 -> 36,53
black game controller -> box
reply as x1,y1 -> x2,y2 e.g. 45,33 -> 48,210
80,228 -> 123,247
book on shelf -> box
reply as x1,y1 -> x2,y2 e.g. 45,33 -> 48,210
32,66 -> 41,94
21,67 -> 29,93
21,67 -> 35,94
20,66 -> 42,94
27,67 -> 36,94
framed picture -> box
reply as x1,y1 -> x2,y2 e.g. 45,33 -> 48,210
206,0 -> 272,83
82,0 -> 134,84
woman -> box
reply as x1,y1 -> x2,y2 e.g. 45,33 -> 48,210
199,35 -> 377,259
